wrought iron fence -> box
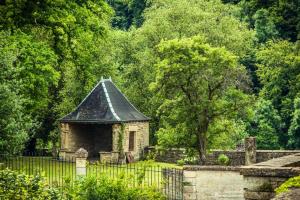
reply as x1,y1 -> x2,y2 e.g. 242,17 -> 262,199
0,153 -> 76,187
0,154 -> 183,200
87,161 -> 184,200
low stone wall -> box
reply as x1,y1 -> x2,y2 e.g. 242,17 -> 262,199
145,146 -> 300,166
144,147 -> 185,163
240,153 -> 300,200
183,166 -> 244,200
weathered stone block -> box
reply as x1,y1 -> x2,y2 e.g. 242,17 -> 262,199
184,170 -> 196,178
183,192 -> 197,200
244,191 -> 275,200
183,186 -> 196,193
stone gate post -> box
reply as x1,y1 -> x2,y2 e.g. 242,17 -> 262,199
75,148 -> 88,177
245,137 -> 256,165
183,169 -> 197,200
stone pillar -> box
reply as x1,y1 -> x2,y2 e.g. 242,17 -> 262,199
183,170 -> 197,200
245,137 -> 256,165
75,148 -> 88,177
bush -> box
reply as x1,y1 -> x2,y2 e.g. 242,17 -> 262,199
217,154 -> 230,166
0,169 -> 61,200
64,175 -> 166,200
176,159 -> 185,166
275,175 -> 300,194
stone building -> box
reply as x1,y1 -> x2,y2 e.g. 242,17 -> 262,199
59,78 -> 150,162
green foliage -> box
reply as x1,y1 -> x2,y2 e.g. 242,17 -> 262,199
0,0 -> 115,152
288,97 -> 300,148
239,0 -> 300,41
275,175 -> 300,194
0,169 -> 61,200
253,9 -> 278,43
176,159 -> 185,166
153,36 -> 252,161
256,40 -> 300,148
248,99 -> 282,149
118,123 -> 125,153
114,0 -> 255,146
0,84 -> 33,154
66,175 -> 166,200
217,154 -> 230,166
108,0 -> 148,29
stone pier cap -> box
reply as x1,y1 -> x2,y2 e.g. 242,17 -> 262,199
240,153 -> 300,177
75,148 -> 88,158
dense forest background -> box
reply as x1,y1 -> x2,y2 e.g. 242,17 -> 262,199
0,0 -> 299,156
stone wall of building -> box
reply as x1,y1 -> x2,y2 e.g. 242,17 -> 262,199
183,166 -> 244,200
112,122 -> 149,161
60,121 -> 149,161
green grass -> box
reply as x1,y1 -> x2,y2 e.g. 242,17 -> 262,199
0,156 -> 181,188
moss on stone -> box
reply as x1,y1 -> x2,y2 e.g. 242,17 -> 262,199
275,176 -> 300,194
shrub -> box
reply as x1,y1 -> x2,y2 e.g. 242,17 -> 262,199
66,175 -> 166,200
176,159 -> 185,166
217,154 -> 230,166
275,175 -> 300,194
0,169 -> 61,200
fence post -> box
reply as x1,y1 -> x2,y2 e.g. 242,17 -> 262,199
245,137 -> 256,165
75,148 -> 88,178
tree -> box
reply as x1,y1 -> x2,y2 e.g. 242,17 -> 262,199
253,9 -> 278,43
0,0 -> 114,150
256,40 -> 300,148
107,0 -> 148,29
114,0 -> 255,144
239,0 -> 300,41
0,30 -> 59,151
288,97 -> 300,148
248,99 -> 282,149
152,36 -> 252,162
0,84 -> 33,154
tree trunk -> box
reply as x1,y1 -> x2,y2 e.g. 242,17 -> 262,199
196,115 -> 209,164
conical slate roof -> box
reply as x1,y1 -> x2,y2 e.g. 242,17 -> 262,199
60,79 -> 150,123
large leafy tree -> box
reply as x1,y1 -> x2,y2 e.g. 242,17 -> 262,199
239,0 -> 300,41
248,99 -> 282,149
115,0 -> 255,143
0,31 -> 59,152
0,0 -> 114,151
256,40 -> 300,148
152,36 -> 252,162
0,84 -> 33,154
107,0 -> 148,29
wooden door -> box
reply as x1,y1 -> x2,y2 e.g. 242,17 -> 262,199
129,131 -> 135,151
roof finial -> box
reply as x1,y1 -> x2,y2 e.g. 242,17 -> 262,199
109,76 -> 112,81
101,76 -> 104,81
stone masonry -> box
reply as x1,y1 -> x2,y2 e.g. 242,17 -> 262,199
240,153 -> 300,200
112,122 -> 149,161
60,121 -> 149,162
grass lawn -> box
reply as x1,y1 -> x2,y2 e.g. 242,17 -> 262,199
0,156 -> 181,188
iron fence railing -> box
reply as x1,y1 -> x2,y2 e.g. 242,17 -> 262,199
0,154 -> 183,200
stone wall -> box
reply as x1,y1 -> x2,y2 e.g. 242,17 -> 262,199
183,166 -> 244,200
240,153 -> 300,200
145,146 -> 300,166
145,147 -> 185,163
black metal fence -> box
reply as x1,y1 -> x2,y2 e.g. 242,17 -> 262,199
0,153 -> 76,187
0,154 -> 183,200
